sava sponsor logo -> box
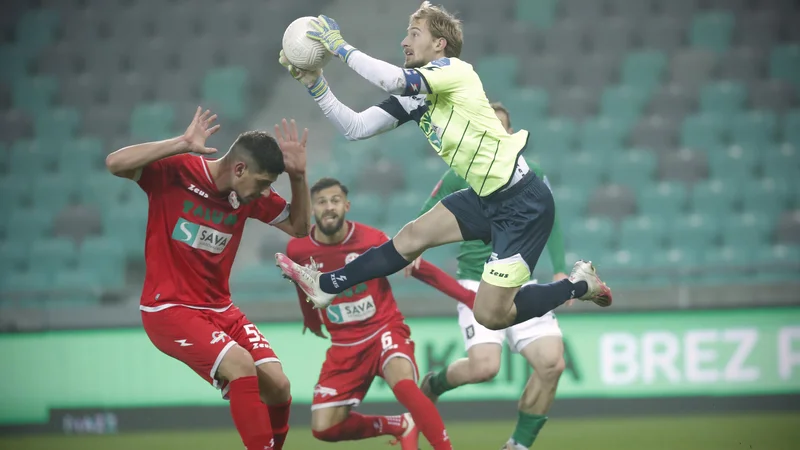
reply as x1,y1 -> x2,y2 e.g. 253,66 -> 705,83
171,218 -> 232,254
326,296 -> 376,324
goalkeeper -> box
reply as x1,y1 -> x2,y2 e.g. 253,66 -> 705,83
276,2 -> 611,346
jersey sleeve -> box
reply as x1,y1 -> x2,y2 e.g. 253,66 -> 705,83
134,153 -> 190,193
412,58 -> 467,95
249,187 -> 290,225
418,169 -> 469,217
529,159 -> 567,274
375,96 -> 413,125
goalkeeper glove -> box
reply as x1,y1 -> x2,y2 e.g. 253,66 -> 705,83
279,50 -> 329,99
306,15 -> 356,62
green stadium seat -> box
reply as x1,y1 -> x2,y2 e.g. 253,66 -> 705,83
637,181 -> 687,221
0,174 -> 32,209
0,270 -> 51,304
130,102 -> 175,141
650,248 -> 704,285
476,55 -> 519,92
30,238 -> 77,277
385,192 -> 426,232
609,149 -> 657,188
689,11 -> 735,53
680,113 -> 726,150
690,179 -> 738,217
699,81 -> 746,117
231,264 -> 281,303
33,175 -> 79,211
669,213 -> 719,251
579,117 -> 629,153
621,51 -> 667,90
755,244 -> 800,281
570,151 -> 607,190
568,218 -> 615,255
16,9 -> 59,52
552,186 -> 586,220
530,118 -> 577,152
82,172 -> 135,210
741,177 -> 791,218
10,139 -> 57,175
404,158 -> 446,196
721,212 -> 773,252
35,106 -> 80,139
600,249 -> 652,287
701,246 -> 749,284
7,208 -> 53,241
103,205 -> 147,257
729,111 -> 778,147
496,88 -> 549,125
769,44 -> 800,88
0,44 -> 29,84
762,144 -> 799,181
707,145 -> 758,181
0,242 -> 29,274
78,236 -> 126,289
202,66 -> 249,122
600,85 -> 650,121
58,138 -> 104,176
619,215 -> 666,252
12,75 -> 58,115
516,0 -> 557,28
345,193 -> 384,227
419,244 -> 458,270
51,270 -> 101,306
783,110 -> 800,147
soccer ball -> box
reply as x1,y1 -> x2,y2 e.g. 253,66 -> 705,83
282,16 -> 332,72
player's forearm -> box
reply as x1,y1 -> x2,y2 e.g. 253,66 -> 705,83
547,215 -> 567,274
286,175 -> 312,238
314,85 -> 397,140
413,260 -> 475,309
105,136 -> 188,178
347,51 -> 420,96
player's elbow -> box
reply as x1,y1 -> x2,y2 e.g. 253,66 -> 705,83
105,152 -> 132,178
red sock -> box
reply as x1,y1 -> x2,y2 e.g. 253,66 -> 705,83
229,376 -> 274,450
312,412 -> 405,441
392,379 -> 452,450
268,397 -> 291,450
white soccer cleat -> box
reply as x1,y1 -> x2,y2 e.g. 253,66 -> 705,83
275,253 -> 335,309
568,260 -> 613,307
502,439 -> 528,450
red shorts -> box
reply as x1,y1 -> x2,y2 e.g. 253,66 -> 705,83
141,305 -> 279,398
312,322 -> 418,411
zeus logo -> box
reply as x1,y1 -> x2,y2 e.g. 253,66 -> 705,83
174,339 -> 192,347
489,269 -> 509,279
330,274 -> 347,289
187,184 -> 209,198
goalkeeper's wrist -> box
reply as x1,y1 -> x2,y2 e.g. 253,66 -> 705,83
307,75 -> 329,98
335,43 -> 356,63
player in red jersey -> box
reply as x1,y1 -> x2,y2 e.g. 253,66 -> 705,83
286,177 -> 475,450
105,107 -> 312,450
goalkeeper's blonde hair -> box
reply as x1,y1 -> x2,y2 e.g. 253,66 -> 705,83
410,1 -> 463,58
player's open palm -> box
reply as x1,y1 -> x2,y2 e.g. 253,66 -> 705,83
183,106 -> 220,155
274,118 -> 309,178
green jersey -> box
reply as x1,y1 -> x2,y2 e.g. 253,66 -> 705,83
419,159 -> 567,282
410,57 -> 529,196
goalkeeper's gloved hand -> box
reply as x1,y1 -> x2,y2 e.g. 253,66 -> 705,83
279,50 -> 329,99
306,15 -> 355,62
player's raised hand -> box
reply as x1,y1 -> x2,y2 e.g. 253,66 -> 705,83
274,118 -> 308,179
279,50 -> 322,88
403,256 -> 423,278
306,15 -> 355,61
182,107 -> 220,155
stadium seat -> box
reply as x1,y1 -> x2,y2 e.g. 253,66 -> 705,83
551,186 -> 586,220
707,145 -> 759,181
619,214 -> 666,253
385,192 -> 426,233
755,244 -> 800,282
741,177 -> 791,219
598,249 -> 652,287
669,49 -> 718,91
550,87 -> 595,121
570,151 -> 607,190
579,117 -> 629,154
230,263 -> 282,303
658,148 -> 709,184
130,102 -> 176,141
729,111 -> 778,147
718,46 -> 764,85
669,213 -> 719,251
690,179 -> 739,217
58,137 -> 104,176
637,181 -> 687,221
30,238 -> 77,277
762,144 -> 799,181
520,56 -> 566,91
650,248 -> 704,285
0,241 -> 29,274
33,175 -> 79,211
783,110 -> 800,147
699,81 -> 747,117
202,66 -> 249,122
35,106 -> 81,139
701,246 -> 749,284
103,204 -> 148,257
749,80 -> 796,114
10,139 -> 56,176
530,118 -> 577,152
609,149 -> 657,188
640,17 -> 684,54
0,174 -> 31,210
600,85 -> 650,121
629,115 -> 678,154
51,270 -> 102,306
721,212 -> 773,252
82,172 -> 136,210
476,55 -> 519,92
689,11 -> 735,53
568,218 -> 615,255
680,113 -> 726,150
621,50 -> 667,90
516,0 -> 557,28
12,75 -> 58,115
0,270 -> 52,304
15,8 -> 60,52
586,184 -> 637,220
648,83 -> 694,119
769,44 -> 800,88
344,193 -> 384,228
404,159 -> 446,197
496,88 -> 549,124
0,44 -> 29,84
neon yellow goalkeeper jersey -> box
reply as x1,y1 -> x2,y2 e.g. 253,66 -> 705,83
377,57 -> 530,197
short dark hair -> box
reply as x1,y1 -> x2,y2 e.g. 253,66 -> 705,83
310,177 -> 349,197
231,131 -> 285,175
490,102 -> 511,128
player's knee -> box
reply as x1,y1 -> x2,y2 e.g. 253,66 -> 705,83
217,345 -> 256,381
469,358 -> 500,383
259,370 -> 291,404
473,308 -> 509,331
536,353 -> 566,383
394,220 -> 428,256
311,426 -> 339,442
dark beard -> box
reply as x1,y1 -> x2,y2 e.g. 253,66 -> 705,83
316,215 -> 346,236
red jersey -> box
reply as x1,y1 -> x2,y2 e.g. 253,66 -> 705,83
287,221 -> 477,345
136,154 -> 289,311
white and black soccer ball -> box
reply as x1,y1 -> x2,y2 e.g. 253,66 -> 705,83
282,16 -> 332,71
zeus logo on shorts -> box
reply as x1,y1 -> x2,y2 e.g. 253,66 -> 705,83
326,296 -> 376,324
171,218 -> 232,254
489,269 -> 509,279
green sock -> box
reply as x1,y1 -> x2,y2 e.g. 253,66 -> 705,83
511,412 -> 548,448
428,368 -> 455,396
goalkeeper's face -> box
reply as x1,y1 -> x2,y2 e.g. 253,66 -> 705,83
402,19 -> 442,68
312,185 -> 350,236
